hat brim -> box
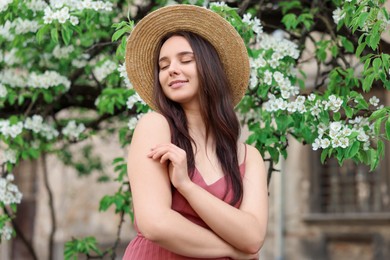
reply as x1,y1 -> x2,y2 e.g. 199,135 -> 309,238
125,4 -> 250,110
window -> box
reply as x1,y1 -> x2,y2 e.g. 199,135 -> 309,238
310,154 -> 390,215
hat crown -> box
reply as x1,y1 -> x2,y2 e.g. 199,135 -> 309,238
126,4 -> 250,110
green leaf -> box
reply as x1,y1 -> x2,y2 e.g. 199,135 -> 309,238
333,112 -> 341,121
362,73 -> 375,92
373,57 -> 382,74
369,108 -> 387,121
51,28 -> 59,44
341,36 -> 354,53
377,140 -> 384,158
330,45 -> 338,58
347,141 -> 360,158
344,104 -> 353,118
267,146 -> 279,163
357,12 -> 369,28
385,116 -> 390,140
320,149 -> 328,164
112,26 -> 130,42
61,25 -> 73,45
374,117 -> 384,135
356,43 -> 366,58
281,13 -> 298,30
369,22 -> 381,50
36,24 -> 50,44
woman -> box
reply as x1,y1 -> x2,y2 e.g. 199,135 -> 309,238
124,5 -> 268,260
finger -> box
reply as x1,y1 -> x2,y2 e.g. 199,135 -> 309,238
150,145 -> 181,160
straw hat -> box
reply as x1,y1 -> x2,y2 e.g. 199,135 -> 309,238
125,4 -> 250,110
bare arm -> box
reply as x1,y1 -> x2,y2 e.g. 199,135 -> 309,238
127,112 -> 256,259
150,142 -> 268,254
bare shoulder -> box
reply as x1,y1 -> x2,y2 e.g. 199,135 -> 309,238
136,111 -> 169,130
244,144 -> 265,167
246,144 -> 262,158
130,112 -> 171,151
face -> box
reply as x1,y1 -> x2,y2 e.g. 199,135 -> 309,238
158,35 -> 199,107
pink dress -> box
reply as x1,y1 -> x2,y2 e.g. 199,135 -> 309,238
123,149 -> 247,260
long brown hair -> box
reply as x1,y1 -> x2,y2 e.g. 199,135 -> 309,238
153,31 -> 242,205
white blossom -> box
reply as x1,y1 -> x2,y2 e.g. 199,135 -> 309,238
357,130 -> 369,142
0,0 -> 13,12
332,8 -> 345,24
318,123 -> 327,138
118,62 -> 133,88
330,121 -> 342,133
320,138 -> 331,149
93,60 -> 117,81
0,174 -> 23,207
4,49 -> 20,66
363,141 -> 370,151
43,1 -> 113,24
210,2 -> 228,8
341,127 -> 352,137
242,13 -> 263,39
312,138 -> 321,150
24,115 -> 44,133
0,226 -> 13,241
263,70 -> 273,85
0,121 -> 23,138
258,34 -> 300,60
128,117 -> 138,130
3,149 -> 17,164
0,69 -> 70,91
61,120 -> 85,140
0,20 -> 14,41
308,93 -> 316,101
0,83 -> 7,98
339,137 -> 349,148
13,18 -> 40,34
268,59 -> 280,69
70,16 -> 79,26
26,0 -> 49,12
62,120 -> 85,140
29,71 -> 71,90
53,45 -> 75,59
310,105 -> 321,117
273,71 -> 284,84
369,96 -> 380,107
332,138 -> 342,148
328,95 -> 343,112
126,93 -> 145,109
249,70 -> 258,89
250,56 -> 266,68
23,115 -> 59,140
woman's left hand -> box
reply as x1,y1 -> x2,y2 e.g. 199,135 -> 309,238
147,143 -> 192,190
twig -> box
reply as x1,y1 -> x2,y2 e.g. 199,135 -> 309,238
85,41 -> 117,53
267,160 -> 273,187
317,13 -> 350,68
110,211 -> 125,260
3,206 -> 38,260
238,0 -> 253,15
41,153 -> 57,260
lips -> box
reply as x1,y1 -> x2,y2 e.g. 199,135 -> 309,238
168,80 -> 188,88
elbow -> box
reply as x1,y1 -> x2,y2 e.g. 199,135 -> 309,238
244,238 -> 265,255
137,217 -> 169,242
240,233 -> 266,254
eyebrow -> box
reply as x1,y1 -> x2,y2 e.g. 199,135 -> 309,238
158,51 -> 194,63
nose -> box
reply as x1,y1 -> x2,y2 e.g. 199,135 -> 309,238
167,61 -> 180,76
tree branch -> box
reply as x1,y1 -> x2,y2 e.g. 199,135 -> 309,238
3,206 -> 38,260
41,153 -> 56,260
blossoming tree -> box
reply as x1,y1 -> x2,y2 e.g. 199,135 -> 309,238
0,0 -> 389,259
